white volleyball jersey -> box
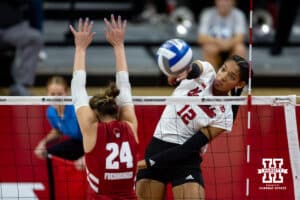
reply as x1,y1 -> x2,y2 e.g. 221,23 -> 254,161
153,60 -> 233,144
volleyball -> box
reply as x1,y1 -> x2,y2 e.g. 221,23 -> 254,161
156,38 -> 193,77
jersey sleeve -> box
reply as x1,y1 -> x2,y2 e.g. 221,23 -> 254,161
192,60 -> 216,79
211,106 -> 233,131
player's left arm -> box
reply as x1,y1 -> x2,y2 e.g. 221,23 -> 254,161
201,126 -> 225,141
104,15 -> 138,143
138,126 -> 225,169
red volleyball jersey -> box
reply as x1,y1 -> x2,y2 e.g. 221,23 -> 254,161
85,120 -> 138,200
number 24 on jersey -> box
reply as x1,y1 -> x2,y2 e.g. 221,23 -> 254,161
106,142 -> 133,169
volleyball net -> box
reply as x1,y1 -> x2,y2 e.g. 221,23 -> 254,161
0,95 -> 299,200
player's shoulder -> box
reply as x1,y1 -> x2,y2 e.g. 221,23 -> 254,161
121,120 -> 136,134
192,60 -> 215,75
223,104 -> 234,115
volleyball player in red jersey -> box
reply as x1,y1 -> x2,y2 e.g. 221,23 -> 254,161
69,15 -> 139,200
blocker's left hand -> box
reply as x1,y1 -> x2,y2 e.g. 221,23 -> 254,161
69,18 -> 96,50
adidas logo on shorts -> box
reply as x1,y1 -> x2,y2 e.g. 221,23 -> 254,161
185,174 -> 194,180
149,159 -> 156,166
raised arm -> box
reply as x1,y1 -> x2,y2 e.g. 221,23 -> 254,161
104,15 -> 138,141
104,15 -> 128,72
70,18 -> 96,71
70,18 -> 97,136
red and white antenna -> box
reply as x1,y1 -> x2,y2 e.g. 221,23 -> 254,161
246,0 -> 253,198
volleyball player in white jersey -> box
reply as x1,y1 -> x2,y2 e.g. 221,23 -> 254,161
136,55 -> 252,199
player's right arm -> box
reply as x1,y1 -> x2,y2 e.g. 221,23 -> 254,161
70,18 -> 97,136
168,60 -> 204,85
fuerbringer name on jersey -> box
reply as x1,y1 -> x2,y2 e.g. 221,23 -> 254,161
104,171 -> 133,180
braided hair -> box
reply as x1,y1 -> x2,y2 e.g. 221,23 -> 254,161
228,55 -> 253,119
89,82 -> 120,119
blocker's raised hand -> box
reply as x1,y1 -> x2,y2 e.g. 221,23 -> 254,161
69,18 -> 96,50
104,14 -> 127,47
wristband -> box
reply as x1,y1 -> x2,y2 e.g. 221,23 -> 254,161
187,63 -> 201,79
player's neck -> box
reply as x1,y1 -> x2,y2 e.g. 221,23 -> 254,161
212,86 -> 228,96
99,115 -> 116,122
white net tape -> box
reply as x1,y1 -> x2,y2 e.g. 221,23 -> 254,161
0,95 -> 297,106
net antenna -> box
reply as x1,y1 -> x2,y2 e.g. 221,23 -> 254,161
246,0 -> 253,197
248,0 -> 253,96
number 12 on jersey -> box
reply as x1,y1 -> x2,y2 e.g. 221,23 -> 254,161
106,142 -> 133,169
177,105 -> 196,125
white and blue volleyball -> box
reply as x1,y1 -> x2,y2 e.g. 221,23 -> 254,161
156,38 -> 193,77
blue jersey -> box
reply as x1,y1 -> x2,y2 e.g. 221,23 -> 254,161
46,105 -> 82,140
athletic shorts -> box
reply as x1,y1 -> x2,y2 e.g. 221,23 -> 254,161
47,138 -> 84,160
136,137 -> 204,187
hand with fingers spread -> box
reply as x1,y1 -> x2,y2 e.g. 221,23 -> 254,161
69,18 -> 96,50
104,14 -> 127,47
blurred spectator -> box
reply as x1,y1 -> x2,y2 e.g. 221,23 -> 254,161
26,0 -> 47,60
270,0 -> 299,55
0,41 -> 15,90
197,0 -> 247,71
176,0 -> 213,22
134,0 -> 169,23
27,0 -> 44,32
64,0 -> 76,40
34,76 -> 84,198
34,76 -> 84,164
0,0 -> 43,96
